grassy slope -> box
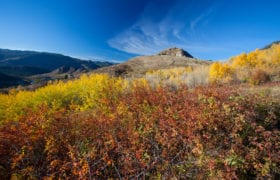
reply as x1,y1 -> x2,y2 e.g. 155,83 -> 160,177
94,55 -> 211,78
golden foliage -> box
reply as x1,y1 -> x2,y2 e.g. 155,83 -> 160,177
0,74 -> 128,123
231,44 -> 280,72
209,62 -> 234,83
228,43 -> 280,82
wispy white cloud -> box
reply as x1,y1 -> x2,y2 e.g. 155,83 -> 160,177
79,53 -> 126,63
108,0 -> 220,58
190,7 -> 214,32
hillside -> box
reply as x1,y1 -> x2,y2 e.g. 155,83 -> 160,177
0,48 -> 114,88
94,47 -> 211,77
261,41 -> 280,50
0,72 -> 28,88
0,42 -> 280,179
0,49 -> 112,72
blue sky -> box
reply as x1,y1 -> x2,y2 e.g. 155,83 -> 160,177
0,0 -> 280,62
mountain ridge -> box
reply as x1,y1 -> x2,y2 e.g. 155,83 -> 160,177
94,47 -> 211,77
158,47 -> 193,58
0,48 -> 113,71
0,48 -> 114,89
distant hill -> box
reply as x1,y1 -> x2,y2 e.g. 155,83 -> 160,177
0,72 -> 28,88
0,49 -> 113,75
0,66 -> 49,77
0,48 -> 114,89
94,47 -> 211,77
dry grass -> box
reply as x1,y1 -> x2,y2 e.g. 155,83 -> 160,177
241,82 -> 280,99
94,55 -> 211,78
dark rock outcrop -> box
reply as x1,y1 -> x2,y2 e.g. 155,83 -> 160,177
158,47 -> 193,58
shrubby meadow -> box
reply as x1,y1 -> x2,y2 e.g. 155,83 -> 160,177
0,44 -> 280,179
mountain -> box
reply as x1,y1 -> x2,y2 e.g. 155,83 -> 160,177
0,66 -> 49,77
0,49 -> 113,76
0,48 -> 114,89
94,47 -> 211,77
158,47 -> 193,58
0,72 -> 29,88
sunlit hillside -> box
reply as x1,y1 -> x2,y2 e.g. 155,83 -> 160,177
142,43 -> 280,87
0,43 -> 280,179
210,43 -> 280,84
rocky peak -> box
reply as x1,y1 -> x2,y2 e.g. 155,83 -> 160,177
158,47 -> 193,58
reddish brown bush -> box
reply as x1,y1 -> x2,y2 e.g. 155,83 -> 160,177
0,85 -> 279,179
250,69 -> 270,85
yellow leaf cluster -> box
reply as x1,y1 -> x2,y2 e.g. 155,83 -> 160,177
209,62 -> 234,83
231,44 -> 280,71
0,74 -> 128,122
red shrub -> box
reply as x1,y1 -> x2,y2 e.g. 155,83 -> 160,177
250,69 -> 270,85
0,85 -> 279,179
